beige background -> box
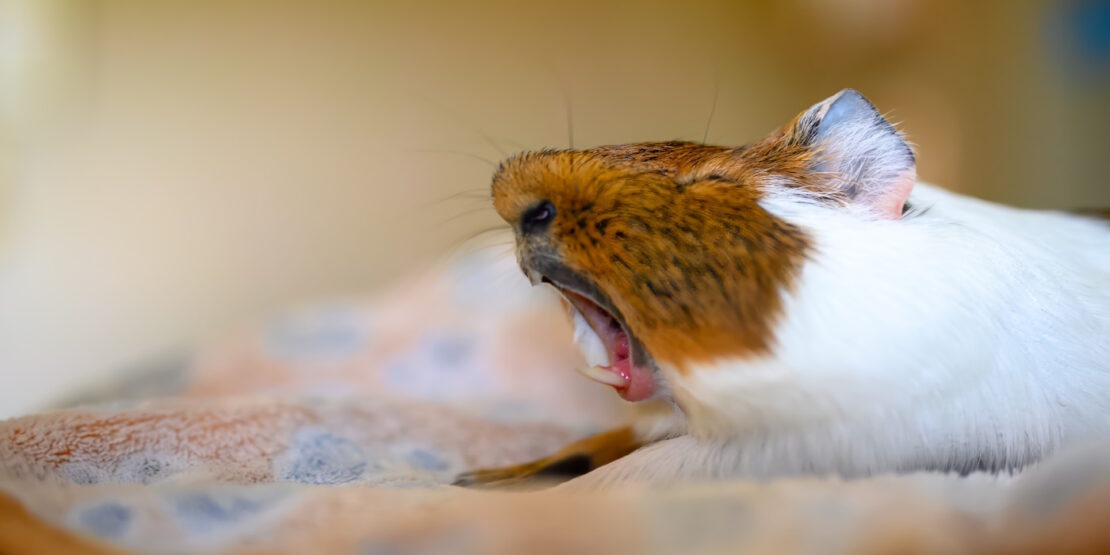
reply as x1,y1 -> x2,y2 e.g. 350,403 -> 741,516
1,0 -> 1107,418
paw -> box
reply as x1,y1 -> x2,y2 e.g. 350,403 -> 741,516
452,454 -> 593,489
453,426 -> 641,489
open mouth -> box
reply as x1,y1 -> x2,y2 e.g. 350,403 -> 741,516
543,278 -> 656,402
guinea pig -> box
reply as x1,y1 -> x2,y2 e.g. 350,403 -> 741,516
454,89 -> 1110,488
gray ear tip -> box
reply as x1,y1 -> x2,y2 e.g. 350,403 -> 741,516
829,88 -> 877,115
817,89 -> 881,138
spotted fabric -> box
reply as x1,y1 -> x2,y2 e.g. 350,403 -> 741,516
2,247 -> 1109,555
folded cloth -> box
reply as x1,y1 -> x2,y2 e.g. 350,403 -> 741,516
3,242 -> 1109,555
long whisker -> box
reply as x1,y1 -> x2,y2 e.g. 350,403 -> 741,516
418,189 -> 490,208
564,88 -> 575,149
534,59 -> 576,149
475,129 -> 509,159
702,73 -> 720,144
441,224 -> 514,258
404,90 -> 510,158
407,148 -> 498,168
486,257 -> 523,289
450,239 -> 515,257
436,206 -> 497,227
490,136 -> 529,152
458,225 -> 511,243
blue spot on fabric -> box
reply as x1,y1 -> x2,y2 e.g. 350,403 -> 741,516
385,444 -> 461,480
151,487 -> 292,547
263,306 -> 370,361
385,332 -> 492,399
75,502 -> 132,539
405,448 -> 450,473
117,456 -> 174,484
63,463 -> 105,485
279,429 -> 368,485
64,456 -> 176,485
426,334 -> 474,364
170,492 -> 270,535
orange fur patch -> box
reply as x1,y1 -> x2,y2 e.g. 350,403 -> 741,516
491,141 -> 811,371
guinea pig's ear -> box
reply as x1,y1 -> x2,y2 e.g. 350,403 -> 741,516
787,89 -> 916,219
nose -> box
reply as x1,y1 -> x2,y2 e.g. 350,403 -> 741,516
517,244 -> 559,287
517,252 -> 544,286
521,263 -> 543,286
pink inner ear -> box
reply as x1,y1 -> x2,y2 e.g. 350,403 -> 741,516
873,168 -> 917,220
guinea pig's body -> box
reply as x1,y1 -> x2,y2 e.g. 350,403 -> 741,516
458,89 -> 1110,488
589,181 -> 1110,485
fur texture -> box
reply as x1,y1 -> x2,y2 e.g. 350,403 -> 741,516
579,182 -> 1110,484
489,89 -> 1110,485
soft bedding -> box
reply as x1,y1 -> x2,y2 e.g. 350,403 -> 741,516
1,245 -> 1108,555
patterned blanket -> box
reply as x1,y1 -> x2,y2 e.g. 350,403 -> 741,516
2,243 -> 1108,554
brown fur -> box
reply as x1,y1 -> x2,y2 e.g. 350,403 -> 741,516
491,140 -> 811,371
453,425 -> 641,488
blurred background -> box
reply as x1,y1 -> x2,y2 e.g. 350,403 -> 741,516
0,0 -> 1107,418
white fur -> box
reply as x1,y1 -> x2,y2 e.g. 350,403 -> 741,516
637,182 -> 1110,480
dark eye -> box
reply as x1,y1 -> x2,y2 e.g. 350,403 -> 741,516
521,200 -> 555,234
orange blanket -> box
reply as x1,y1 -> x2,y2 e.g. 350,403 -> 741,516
2,246 -> 1108,555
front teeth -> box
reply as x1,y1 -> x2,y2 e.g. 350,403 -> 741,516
576,365 -> 629,387
571,308 -> 611,367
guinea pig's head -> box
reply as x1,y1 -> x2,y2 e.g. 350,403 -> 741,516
490,89 -> 916,402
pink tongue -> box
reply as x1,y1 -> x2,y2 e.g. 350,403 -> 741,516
560,289 -> 654,402
606,334 -> 655,402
